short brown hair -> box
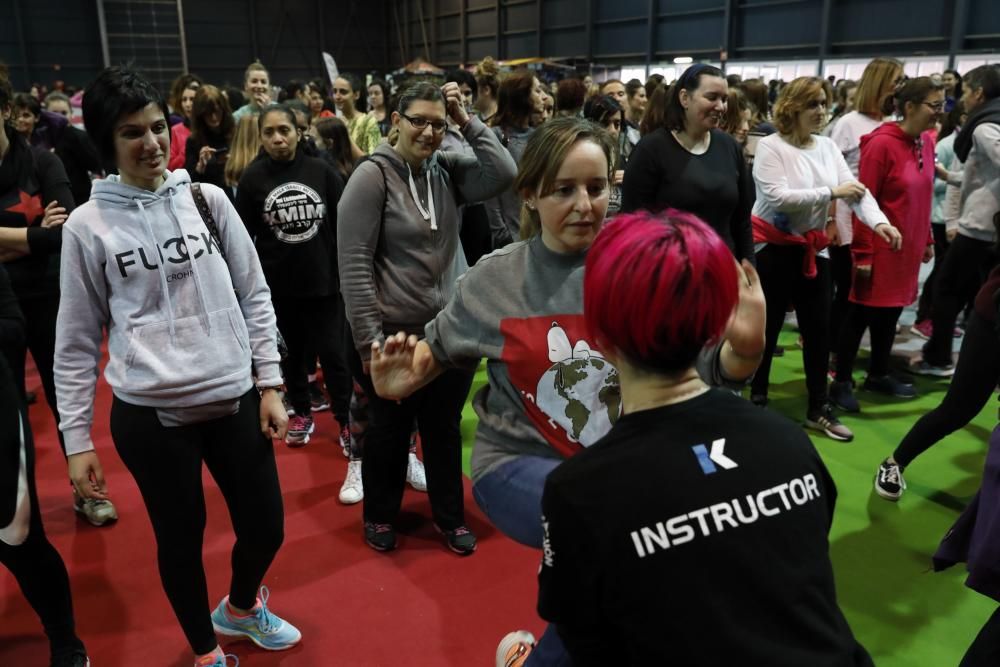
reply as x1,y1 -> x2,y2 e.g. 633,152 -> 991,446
853,57 -> 903,117
191,84 -> 235,145
772,77 -> 826,135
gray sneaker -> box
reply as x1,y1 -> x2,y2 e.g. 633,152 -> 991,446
74,493 -> 118,527
805,403 -> 854,442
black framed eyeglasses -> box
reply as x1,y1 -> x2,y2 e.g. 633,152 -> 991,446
401,113 -> 447,133
922,101 -> 945,113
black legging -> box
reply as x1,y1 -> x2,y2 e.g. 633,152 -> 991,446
273,294 -> 352,424
6,292 -> 66,454
829,244 -> 853,351
751,244 -> 832,410
915,224 -> 950,323
0,409 -> 85,662
925,234 -> 997,366
962,605 -> 1000,666
110,388 -> 284,655
348,343 -> 472,529
835,304 -> 904,381
893,313 -> 1000,468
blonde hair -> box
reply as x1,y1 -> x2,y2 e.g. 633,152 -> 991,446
225,114 -> 262,187
772,76 -> 826,135
244,60 -> 269,84
853,57 -> 903,117
514,117 -> 616,240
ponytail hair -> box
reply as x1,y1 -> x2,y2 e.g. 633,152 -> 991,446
881,76 -> 943,118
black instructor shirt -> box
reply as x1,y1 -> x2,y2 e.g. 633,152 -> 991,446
538,389 -> 872,667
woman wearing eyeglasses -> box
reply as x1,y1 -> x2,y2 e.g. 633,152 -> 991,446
749,77 -> 900,442
830,78 -> 942,415
337,82 -> 517,554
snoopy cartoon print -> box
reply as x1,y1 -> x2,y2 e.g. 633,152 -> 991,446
536,321 -> 621,447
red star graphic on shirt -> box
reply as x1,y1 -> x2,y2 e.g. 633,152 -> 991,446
5,190 -> 44,225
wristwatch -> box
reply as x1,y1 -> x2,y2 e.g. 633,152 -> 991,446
257,384 -> 286,394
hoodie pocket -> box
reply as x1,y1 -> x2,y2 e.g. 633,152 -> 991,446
122,307 -> 250,394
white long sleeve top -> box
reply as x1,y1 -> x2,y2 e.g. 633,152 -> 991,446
828,111 -> 885,244
752,133 -> 889,257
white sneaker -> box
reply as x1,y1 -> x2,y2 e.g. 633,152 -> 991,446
73,492 -> 119,527
406,451 -> 427,492
339,460 -> 363,504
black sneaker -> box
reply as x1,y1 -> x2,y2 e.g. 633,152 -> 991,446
437,524 -> 477,555
51,649 -> 90,667
749,393 -> 768,407
309,381 -> 330,412
364,521 -> 397,552
829,380 -> 860,413
772,345 -> 785,357
874,458 -> 906,501
863,374 -> 917,398
805,403 -> 854,442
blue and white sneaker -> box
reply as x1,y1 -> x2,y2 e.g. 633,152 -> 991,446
211,586 -> 302,651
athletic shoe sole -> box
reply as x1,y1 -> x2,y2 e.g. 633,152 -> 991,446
874,481 -> 903,501
310,400 -> 330,412
804,419 -> 854,442
496,631 -> 536,667
212,622 -> 301,651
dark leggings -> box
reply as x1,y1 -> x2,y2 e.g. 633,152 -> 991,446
829,244 -> 853,351
894,313 -> 1000,468
110,388 -> 284,655
915,224 -> 951,323
835,304 -> 904,381
6,293 -> 66,455
273,294 -> 351,424
961,606 -> 1000,666
348,346 -> 472,528
751,244 -> 832,410
0,409 -> 84,662
925,235 -> 997,366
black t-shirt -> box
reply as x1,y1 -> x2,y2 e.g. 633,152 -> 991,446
235,149 -> 343,298
620,128 -> 755,262
538,389 -> 872,667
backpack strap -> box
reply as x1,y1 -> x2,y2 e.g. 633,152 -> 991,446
190,183 -> 227,261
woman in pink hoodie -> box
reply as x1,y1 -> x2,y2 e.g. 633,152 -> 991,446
830,77 -> 943,411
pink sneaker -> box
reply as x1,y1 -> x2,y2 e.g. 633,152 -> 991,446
911,320 -> 933,339
285,415 -> 314,447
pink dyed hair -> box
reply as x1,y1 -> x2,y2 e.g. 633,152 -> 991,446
584,209 -> 739,374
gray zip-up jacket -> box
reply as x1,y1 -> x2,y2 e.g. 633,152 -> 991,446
955,122 -> 1000,242
54,171 -> 281,455
337,115 -> 517,360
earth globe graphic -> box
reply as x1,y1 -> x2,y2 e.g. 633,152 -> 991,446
535,352 -> 621,447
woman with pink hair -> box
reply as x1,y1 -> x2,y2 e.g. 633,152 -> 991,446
530,211 -> 872,667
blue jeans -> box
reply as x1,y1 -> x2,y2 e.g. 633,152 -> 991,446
473,456 -> 573,666
472,455 -> 562,549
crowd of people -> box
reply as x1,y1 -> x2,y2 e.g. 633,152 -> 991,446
1,51 -> 999,667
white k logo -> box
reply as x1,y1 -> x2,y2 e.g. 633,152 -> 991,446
709,438 -> 738,470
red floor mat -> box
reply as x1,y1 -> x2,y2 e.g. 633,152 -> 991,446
2,366 -> 544,666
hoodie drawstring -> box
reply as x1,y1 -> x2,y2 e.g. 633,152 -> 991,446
165,191 -> 213,334
135,198 -> 178,339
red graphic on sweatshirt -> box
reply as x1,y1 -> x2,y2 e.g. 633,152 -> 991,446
500,315 -> 621,459
5,190 -> 44,225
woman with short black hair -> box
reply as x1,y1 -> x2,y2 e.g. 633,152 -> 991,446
56,66 -> 299,667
